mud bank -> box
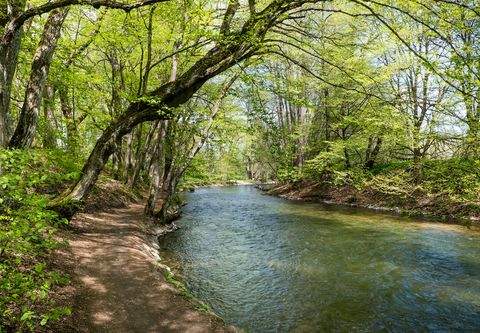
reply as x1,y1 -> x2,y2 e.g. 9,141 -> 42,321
263,181 -> 480,226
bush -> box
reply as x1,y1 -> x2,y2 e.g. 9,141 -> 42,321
421,159 -> 480,200
277,167 -> 303,183
368,160 -> 412,176
0,149 -> 79,331
303,150 -> 345,181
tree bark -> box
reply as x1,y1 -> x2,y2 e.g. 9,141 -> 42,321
364,136 -> 382,170
0,29 -> 21,146
0,0 -> 27,146
8,8 -> 69,148
145,122 -> 166,216
41,84 -> 58,148
59,86 -> 86,153
128,121 -> 158,186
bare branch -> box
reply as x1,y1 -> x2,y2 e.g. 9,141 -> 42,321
220,0 -> 240,35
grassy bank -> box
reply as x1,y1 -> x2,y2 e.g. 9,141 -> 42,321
270,159 -> 480,223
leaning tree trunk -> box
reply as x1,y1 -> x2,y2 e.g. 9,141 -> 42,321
50,0 -> 314,212
8,8 -> 68,148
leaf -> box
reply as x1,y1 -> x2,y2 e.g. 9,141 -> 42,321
40,316 -> 49,326
20,310 -> 34,322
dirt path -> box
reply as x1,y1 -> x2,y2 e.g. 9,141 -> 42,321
64,202 -> 229,333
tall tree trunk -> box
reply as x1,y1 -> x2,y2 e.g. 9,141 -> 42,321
128,121 -> 158,187
41,84 -> 57,148
59,86 -> 86,153
145,123 -> 166,216
412,147 -> 422,183
0,0 -> 27,146
145,35 -> 180,216
123,133 -> 134,180
364,137 -> 382,170
8,8 -> 68,148
464,96 -> 479,156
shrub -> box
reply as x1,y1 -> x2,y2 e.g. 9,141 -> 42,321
421,159 -> 480,200
0,149 -> 79,331
303,150 -> 345,181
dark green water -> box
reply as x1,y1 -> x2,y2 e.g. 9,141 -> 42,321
159,186 -> 480,332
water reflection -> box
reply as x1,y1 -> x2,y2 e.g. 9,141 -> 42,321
159,186 -> 480,332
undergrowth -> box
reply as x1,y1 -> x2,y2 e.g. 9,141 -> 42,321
0,149 -> 81,332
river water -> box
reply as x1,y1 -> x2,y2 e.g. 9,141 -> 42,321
159,186 -> 480,332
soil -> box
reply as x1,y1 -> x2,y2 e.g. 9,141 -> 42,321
53,181 -> 233,332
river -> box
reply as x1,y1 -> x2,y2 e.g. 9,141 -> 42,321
159,185 -> 480,332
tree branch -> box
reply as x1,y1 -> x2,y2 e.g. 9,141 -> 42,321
220,0 -> 240,35
1,0 -> 170,47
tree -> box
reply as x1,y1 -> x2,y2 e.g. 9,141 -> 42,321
51,0 -> 328,210
9,8 -> 69,148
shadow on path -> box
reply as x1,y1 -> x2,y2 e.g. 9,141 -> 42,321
65,203 -> 228,333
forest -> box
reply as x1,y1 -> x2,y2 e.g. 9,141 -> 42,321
1,0 -> 480,331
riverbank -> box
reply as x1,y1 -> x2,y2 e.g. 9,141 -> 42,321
58,191 -> 233,332
180,179 -> 255,192
264,181 -> 480,225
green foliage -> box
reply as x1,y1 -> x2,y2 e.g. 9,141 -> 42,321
365,159 -> 480,202
421,159 -> 480,201
366,169 -> 415,198
0,149 -> 79,331
303,150 -> 345,181
182,145 -> 248,188
277,167 -> 303,183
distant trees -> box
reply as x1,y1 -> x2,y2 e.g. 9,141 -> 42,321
240,0 -> 480,183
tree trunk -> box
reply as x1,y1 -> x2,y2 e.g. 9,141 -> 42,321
364,137 -> 382,170
0,0 -> 27,146
123,133 -> 134,180
8,8 -> 68,148
41,84 -> 57,148
145,123 -> 166,217
412,147 -> 422,183
59,86 -> 81,153
128,121 -> 158,187
464,96 -> 479,157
